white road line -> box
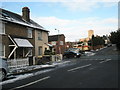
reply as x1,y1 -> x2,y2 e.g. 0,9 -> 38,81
10,76 -> 50,90
99,59 -> 112,63
68,64 -> 92,72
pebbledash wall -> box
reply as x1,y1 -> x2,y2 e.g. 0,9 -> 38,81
34,29 -> 49,57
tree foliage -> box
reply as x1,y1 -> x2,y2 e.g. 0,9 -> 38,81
110,28 -> 120,50
77,41 -> 83,44
88,35 -> 105,46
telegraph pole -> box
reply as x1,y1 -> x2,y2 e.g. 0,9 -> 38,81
55,28 -> 61,54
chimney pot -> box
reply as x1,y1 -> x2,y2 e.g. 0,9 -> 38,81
22,7 -> 30,22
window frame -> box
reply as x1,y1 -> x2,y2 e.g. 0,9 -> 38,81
0,43 -> 5,58
38,31 -> 42,40
0,21 -> 5,34
38,46 -> 42,56
27,28 -> 33,38
28,48 -> 32,56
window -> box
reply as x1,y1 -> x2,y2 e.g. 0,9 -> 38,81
28,28 -> 33,38
28,48 -> 32,56
38,46 -> 42,56
51,41 -> 56,45
0,43 -> 5,57
38,31 -> 42,40
0,22 -> 5,34
60,41 -> 63,45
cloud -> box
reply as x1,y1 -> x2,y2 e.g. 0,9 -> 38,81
1,0 -> 118,13
32,16 -> 71,27
61,1 -> 99,12
25,0 -> 117,12
32,16 -> 118,41
60,0 -> 118,12
101,18 -> 118,25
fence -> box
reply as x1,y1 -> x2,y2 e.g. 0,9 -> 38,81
7,58 -> 29,70
51,54 -> 63,61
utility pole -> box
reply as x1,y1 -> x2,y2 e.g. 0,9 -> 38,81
55,28 -> 61,54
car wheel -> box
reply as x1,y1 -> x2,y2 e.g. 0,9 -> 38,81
0,70 -> 6,81
66,56 -> 70,58
77,55 -> 80,58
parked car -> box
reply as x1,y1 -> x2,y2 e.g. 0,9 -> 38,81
63,48 -> 82,58
0,58 -> 9,81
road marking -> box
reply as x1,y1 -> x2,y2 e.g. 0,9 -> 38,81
99,59 -> 111,63
10,76 -> 50,90
68,64 -> 92,72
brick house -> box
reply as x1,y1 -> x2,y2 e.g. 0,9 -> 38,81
65,42 -> 76,50
0,7 -> 49,60
48,34 -> 65,54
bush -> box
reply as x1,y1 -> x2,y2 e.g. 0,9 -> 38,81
44,50 -> 55,55
110,29 -> 120,51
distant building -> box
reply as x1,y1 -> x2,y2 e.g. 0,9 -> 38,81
88,30 -> 94,39
80,30 -> 94,42
48,34 -> 65,54
78,30 -> 94,51
65,42 -> 77,50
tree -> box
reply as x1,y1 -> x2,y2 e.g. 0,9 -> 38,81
110,28 -> 120,50
77,41 -> 83,44
88,35 -> 105,50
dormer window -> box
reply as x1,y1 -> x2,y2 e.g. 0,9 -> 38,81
27,28 -> 33,38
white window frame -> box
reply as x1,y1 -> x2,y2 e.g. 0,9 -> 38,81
51,41 -> 56,45
38,46 -> 42,56
60,41 -> 63,45
0,43 -> 5,58
0,21 -> 5,34
27,28 -> 33,38
28,48 -> 32,56
38,31 -> 42,40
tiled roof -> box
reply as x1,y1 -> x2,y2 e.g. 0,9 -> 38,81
0,8 -> 49,32
48,34 -> 65,42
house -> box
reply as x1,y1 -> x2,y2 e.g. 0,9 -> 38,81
0,7 -> 49,61
78,30 -> 94,51
48,34 -> 65,55
65,42 -> 77,50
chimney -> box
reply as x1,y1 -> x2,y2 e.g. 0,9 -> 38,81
22,7 -> 30,22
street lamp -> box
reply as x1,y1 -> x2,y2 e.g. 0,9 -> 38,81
55,28 -> 61,54
55,28 -> 59,35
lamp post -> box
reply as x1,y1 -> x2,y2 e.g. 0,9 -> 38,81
55,28 -> 61,54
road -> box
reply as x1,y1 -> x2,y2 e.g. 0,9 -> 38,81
2,45 -> 119,89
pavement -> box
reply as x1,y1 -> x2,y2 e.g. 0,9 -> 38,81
8,50 -> 101,75
10,65 -> 55,75
9,60 -> 70,75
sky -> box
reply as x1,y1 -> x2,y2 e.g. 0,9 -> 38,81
0,0 -> 119,42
